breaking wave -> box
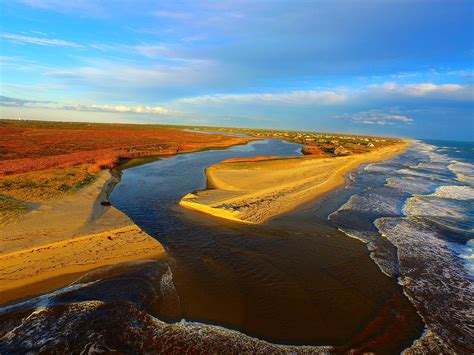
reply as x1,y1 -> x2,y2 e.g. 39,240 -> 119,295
449,161 -> 474,184
434,185 -> 474,200
404,195 -> 471,224
329,140 -> 474,353
385,176 -> 435,195
0,300 -> 334,354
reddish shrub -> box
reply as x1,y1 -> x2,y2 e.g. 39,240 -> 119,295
0,121 -> 255,176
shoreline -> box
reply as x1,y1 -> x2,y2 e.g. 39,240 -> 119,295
0,170 -> 166,306
180,141 -> 411,224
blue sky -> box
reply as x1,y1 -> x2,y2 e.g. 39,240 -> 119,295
0,0 -> 473,140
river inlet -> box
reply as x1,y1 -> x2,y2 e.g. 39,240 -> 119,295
110,138 -> 422,352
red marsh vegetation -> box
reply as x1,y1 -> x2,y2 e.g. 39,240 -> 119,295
0,120 -> 255,176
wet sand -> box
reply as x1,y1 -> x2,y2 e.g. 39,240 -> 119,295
0,171 -> 166,305
180,142 -> 410,223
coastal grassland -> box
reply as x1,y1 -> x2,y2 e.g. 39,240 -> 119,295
0,197 -> 28,225
0,165 -> 97,224
180,141 -> 410,224
0,119 -> 256,176
0,165 -> 96,202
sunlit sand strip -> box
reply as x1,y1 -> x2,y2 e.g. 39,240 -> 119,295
180,142 -> 410,224
0,225 -> 165,305
180,193 -> 254,224
0,171 -> 166,305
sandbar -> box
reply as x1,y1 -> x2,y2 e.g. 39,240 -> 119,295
180,142 -> 410,224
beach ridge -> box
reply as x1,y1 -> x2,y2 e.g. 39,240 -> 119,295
180,141 -> 411,224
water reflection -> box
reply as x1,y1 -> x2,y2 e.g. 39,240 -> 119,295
110,139 -> 422,351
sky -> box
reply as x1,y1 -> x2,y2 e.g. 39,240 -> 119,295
0,0 -> 473,140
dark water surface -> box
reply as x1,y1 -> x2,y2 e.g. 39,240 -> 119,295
327,140 -> 474,352
110,139 -> 423,351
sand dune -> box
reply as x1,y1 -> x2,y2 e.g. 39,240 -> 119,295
0,171 -> 165,305
180,142 -> 410,224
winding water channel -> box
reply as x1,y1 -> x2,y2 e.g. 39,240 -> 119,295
110,138 -> 423,352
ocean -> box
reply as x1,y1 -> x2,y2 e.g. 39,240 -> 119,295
329,139 -> 474,351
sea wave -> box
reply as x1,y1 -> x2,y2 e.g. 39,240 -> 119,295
332,190 -> 403,216
329,140 -> 474,353
385,176 -> 435,195
447,240 -> 474,279
363,164 -> 393,173
426,152 -> 451,163
404,195 -> 470,222
396,168 -> 449,181
414,161 -> 450,172
375,217 -> 473,353
0,300 -> 334,354
433,185 -> 474,200
448,161 -> 474,184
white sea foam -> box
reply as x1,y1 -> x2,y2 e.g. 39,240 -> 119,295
364,164 -> 393,173
426,152 -> 451,163
415,162 -> 449,172
448,239 -> 474,279
404,195 -> 469,222
396,168 -> 447,180
334,192 -> 401,215
448,161 -> 474,184
159,266 -> 181,318
375,217 -> 473,350
333,139 -> 474,351
0,281 -> 98,315
385,177 -> 434,195
433,185 -> 474,200
410,142 -> 436,153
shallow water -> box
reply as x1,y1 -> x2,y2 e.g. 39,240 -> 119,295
330,139 -> 474,351
108,139 -> 422,351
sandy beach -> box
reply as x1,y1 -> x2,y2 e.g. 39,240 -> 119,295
180,141 -> 410,224
0,171 -> 166,305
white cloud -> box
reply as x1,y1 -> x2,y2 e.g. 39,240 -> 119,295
68,104 -> 172,115
369,82 -> 473,101
177,90 -> 347,106
0,95 -> 174,115
89,43 -> 181,60
45,58 -> 220,89
341,109 -> 414,126
175,82 -> 473,109
0,33 -> 83,48
0,95 -> 51,107
132,44 -> 177,59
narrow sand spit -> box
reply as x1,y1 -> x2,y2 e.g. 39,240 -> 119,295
180,142 -> 410,224
0,171 -> 165,305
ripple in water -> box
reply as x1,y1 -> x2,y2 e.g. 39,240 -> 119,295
329,139 -> 474,353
